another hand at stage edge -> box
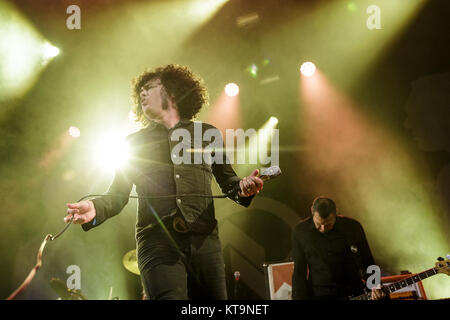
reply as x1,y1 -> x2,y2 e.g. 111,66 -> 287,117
238,169 -> 264,197
64,200 -> 96,225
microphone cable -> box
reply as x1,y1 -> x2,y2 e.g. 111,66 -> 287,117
5,191 -> 234,300
6,164 -> 280,299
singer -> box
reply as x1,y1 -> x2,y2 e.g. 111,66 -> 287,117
64,64 -> 264,300
291,197 -> 387,300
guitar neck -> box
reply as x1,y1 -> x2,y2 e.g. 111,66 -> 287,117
352,267 -> 439,300
384,267 -> 438,294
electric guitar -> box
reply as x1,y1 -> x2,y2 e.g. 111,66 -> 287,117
350,257 -> 450,300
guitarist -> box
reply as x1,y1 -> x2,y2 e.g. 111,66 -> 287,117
292,197 -> 387,300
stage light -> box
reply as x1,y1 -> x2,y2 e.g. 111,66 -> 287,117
190,0 -> 229,18
68,126 -> 81,138
0,1 -> 56,101
347,2 -> 357,12
300,62 -> 316,77
237,115 -> 279,176
93,132 -> 130,171
249,64 -> 258,78
41,42 -> 60,60
236,12 -> 259,28
225,83 -> 239,97
297,0 -> 427,87
269,117 -> 279,126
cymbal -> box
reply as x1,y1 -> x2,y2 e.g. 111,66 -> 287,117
122,249 -> 140,275
50,278 -> 87,300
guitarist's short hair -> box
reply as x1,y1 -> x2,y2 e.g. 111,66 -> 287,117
311,197 -> 337,219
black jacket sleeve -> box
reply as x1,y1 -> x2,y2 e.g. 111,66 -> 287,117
356,222 -> 376,273
208,125 -> 254,207
81,166 -> 133,231
291,226 -> 312,299
212,161 -> 254,207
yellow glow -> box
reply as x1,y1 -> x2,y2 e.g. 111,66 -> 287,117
269,117 -> 279,126
41,42 -> 60,60
93,131 -> 130,171
299,70 -> 450,299
0,1 -> 57,101
264,0 -> 427,88
68,126 -> 81,138
116,0 -> 229,58
237,117 -> 279,177
128,111 -> 138,122
204,90 -> 241,138
189,0 -> 229,18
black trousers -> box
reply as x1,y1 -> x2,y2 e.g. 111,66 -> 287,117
137,224 -> 227,300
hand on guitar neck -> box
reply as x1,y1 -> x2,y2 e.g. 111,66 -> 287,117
370,286 -> 388,300
351,256 -> 450,300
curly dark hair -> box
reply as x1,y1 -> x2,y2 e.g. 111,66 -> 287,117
131,64 -> 209,126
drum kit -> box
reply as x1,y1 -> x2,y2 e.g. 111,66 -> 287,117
50,278 -> 87,300
50,249 -> 140,300
122,249 -> 140,275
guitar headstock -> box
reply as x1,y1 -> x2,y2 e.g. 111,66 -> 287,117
259,166 -> 282,181
435,257 -> 450,276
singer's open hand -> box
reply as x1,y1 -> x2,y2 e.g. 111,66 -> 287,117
64,200 -> 96,224
238,169 -> 264,197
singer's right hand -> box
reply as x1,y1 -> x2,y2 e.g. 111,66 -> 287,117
64,201 -> 96,224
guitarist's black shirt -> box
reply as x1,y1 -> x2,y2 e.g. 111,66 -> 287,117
292,215 -> 375,299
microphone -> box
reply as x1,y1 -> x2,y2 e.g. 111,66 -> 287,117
227,166 -> 282,195
234,271 -> 240,299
